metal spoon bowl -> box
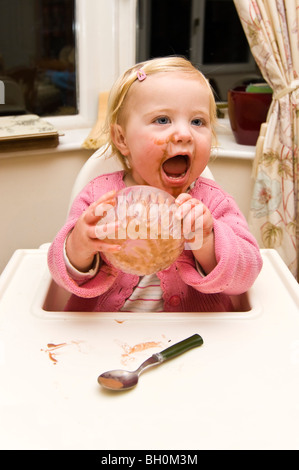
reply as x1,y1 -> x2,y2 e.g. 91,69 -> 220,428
98,334 -> 203,391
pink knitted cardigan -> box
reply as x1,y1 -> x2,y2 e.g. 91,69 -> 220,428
47,171 -> 263,312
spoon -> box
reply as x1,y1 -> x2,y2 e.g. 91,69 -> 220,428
97,333 -> 203,391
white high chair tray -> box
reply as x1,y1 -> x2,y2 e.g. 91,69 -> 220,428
0,248 -> 299,450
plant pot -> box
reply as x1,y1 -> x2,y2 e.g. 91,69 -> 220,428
228,86 -> 272,145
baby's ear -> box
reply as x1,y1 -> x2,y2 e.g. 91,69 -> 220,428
110,124 -> 130,156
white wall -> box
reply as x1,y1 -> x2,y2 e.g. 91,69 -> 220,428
208,157 -> 254,219
0,148 -> 93,273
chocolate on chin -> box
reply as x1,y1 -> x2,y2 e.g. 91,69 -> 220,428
96,186 -> 185,275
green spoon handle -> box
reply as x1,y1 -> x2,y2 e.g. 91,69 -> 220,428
156,334 -> 203,362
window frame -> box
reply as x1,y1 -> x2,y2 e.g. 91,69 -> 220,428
190,0 -> 256,74
47,0 -> 137,131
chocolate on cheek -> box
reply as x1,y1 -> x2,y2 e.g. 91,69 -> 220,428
154,136 -> 170,146
154,133 -> 177,147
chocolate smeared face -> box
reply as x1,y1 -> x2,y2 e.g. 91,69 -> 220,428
113,72 -> 213,197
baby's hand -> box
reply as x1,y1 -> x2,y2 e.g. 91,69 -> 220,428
66,190 -> 121,272
175,193 -> 214,250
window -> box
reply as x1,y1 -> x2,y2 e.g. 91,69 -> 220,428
0,0 -> 137,130
137,0 -> 260,101
0,0 -> 258,130
202,0 -> 250,64
0,0 -> 77,117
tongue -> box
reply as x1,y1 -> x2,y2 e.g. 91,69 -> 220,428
163,155 -> 188,177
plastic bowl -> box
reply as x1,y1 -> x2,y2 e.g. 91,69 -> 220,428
95,186 -> 185,275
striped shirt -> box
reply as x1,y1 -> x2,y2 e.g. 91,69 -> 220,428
120,274 -> 163,312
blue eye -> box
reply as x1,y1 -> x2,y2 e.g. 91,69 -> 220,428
155,116 -> 170,124
192,118 -> 203,126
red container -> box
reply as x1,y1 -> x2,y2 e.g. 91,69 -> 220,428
228,86 -> 272,145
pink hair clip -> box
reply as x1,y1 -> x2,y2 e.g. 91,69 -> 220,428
137,69 -> 147,82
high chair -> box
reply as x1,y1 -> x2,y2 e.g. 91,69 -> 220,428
0,144 -> 299,449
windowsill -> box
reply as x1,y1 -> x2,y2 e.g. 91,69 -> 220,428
212,119 -> 256,160
0,127 -> 93,160
0,118 -> 256,161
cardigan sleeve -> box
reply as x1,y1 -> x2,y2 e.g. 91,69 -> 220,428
176,180 -> 263,295
47,177 -> 119,298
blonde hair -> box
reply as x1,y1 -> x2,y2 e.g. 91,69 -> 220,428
101,56 -> 217,167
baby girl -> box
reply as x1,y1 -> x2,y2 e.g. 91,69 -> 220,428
48,56 -> 262,312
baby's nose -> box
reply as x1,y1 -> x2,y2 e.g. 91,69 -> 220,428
172,123 -> 192,143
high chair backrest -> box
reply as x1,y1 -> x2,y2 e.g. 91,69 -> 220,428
69,146 -> 215,211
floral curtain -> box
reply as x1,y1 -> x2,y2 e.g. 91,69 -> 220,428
233,0 -> 299,279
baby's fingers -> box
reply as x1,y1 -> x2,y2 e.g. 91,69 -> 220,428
95,190 -> 117,206
175,193 -> 192,206
94,221 -> 122,253
96,241 -> 121,253
94,221 -> 119,240
84,192 -> 117,225
175,198 -> 203,221
182,204 -> 204,237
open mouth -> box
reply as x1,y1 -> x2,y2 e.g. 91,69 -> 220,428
162,155 -> 190,179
